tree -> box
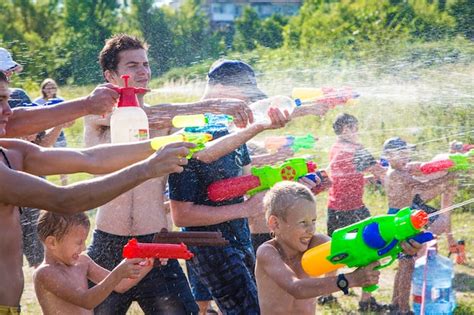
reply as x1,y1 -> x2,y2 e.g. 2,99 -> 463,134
234,6 -> 261,51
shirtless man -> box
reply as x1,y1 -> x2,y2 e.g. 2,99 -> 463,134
0,71 -> 193,314
84,35 -> 275,314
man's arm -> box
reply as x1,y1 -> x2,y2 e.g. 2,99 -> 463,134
146,98 -> 253,130
3,138 -> 157,176
256,244 -> 380,299
193,108 -> 290,164
5,84 -> 118,138
170,192 -> 265,227
0,143 -> 192,213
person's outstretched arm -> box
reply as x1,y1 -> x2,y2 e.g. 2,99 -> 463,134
4,137 -> 159,176
5,84 -> 118,138
0,143 -> 193,213
193,108 -> 290,164
256,242 -> 380,300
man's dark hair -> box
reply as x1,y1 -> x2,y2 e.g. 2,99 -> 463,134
333,113 -> 358,135
99,34 -> 148,74
0,71 -> 8,83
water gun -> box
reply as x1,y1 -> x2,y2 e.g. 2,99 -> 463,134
153,228 -> 229,246
292,87 -> 359,108
264,134 -> 317,153
449,240 -> 467,265
207,157 -> 317,202
123,238 -> 194,260
172,113 -> 234,128
301,208 -> 435,292
150,132 -> 213,158
419,150 -> 474,174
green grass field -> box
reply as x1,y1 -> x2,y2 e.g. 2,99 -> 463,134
19,45 -> 473,314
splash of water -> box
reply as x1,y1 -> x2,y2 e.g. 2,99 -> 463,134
427,198 -> 474,218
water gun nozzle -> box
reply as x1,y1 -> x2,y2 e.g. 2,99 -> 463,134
410,210 -> 428,229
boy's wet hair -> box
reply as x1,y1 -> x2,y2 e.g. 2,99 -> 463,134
99,34 -> 148,75
0,71 -> 8,83
37,211 -> 90,242
333,113 -> 358,135
264,181 -> 315,221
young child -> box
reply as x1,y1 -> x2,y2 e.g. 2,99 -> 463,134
256,182 -> 421,315
383,137 -> 456,315
34,211 -> 153,315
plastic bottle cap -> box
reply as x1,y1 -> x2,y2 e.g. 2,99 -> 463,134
410,210 -> 428,229
294,99 -> 302,106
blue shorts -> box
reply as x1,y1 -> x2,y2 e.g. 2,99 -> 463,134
187,244 -> 259,314
186,262 -> 212,301
87,230 -> 198,315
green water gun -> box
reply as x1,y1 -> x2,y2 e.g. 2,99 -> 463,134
150,132 -> 213,158
420,150 -> 474,174
207,157 -> 317,202
301,208 -> 434,292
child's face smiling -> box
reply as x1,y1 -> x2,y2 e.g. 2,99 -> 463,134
55,225 -> 88,266
275,199 -> 317,253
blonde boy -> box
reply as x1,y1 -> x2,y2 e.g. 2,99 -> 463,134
256,182 -> 386,315
34,211 -> 153,315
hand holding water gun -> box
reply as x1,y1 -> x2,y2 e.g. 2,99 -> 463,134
123,238 -> 194,260
264,134 -> 317,153
292,87 -> 359,108
301,208 -> 434,292
207,158 -> 317,202
150,132 -> 213,158
419,150 -> 474,174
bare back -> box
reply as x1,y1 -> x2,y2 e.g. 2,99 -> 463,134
0,145 -> 26,306
83,113 -> 170,236
256,240 -> 315,315
384,168 -> 417,209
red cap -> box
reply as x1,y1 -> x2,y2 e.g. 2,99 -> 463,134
115,75 -> 148,108
410,210 -> 428,229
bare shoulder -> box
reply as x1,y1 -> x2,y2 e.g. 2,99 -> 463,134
257,240 -> 280,262
33,263 -> 60,286
0,138 -> 33,152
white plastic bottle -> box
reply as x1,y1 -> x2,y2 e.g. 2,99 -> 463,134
249,95 -> 300,125
110,75 -> 149,143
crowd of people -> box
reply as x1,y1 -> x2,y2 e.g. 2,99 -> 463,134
0,33 -> 465,315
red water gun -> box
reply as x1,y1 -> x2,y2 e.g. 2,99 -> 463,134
123,238 -> 194,260
208,158 -> 317,202
112,75 -> 148,107
419,150 -> 473,174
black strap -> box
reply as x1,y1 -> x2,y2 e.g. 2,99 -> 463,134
0,147 -> 23,214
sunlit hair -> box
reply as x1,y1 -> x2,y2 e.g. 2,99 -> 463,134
40,78 -> 58,99
264,181 -> 315,222
0,71 -> 8,83
99,34 -> 148,78
333,113 -> 358,135
37,211 -> 90,242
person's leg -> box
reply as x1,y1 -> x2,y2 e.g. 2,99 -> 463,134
395,257 -> 416,313
187,261 -> 215,315
20,208 -> 44,267
188,246 -> 259,315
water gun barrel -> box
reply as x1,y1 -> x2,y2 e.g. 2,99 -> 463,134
150,133 -> 212,157
420,159 -> 455,174
123,238 -> 194,260
153,228 -> 230,247
208,175 -> 261,202
292,87 -> 359,108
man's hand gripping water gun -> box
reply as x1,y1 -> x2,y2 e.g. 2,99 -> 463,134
301,208 -> 434,292
207,157 -> 317,202
150,132 -> 213,158
419,150 -> 474,174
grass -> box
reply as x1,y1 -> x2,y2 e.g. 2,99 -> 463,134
19,41 -> 474,314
